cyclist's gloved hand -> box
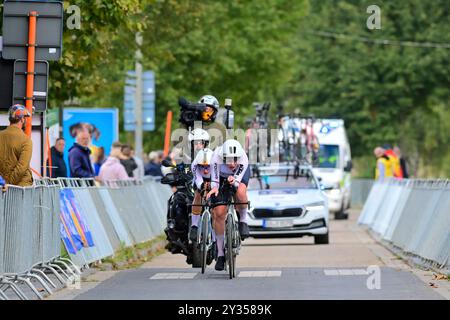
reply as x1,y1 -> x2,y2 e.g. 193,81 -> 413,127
227,176 -> 235,185
206,187 -> 219,200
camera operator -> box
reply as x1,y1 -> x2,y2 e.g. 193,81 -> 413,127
178,95 -> 235,163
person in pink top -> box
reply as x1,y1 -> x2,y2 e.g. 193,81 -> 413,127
98,142 -> 130,181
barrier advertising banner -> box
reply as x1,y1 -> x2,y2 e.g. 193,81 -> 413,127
59,189 -> 95,254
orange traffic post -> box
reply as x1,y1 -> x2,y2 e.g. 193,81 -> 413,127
25,11 -> 38,137
164,111 -> 173,157
46,128 -> 52,178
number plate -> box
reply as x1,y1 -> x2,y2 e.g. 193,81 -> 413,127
263,219 -> 294,228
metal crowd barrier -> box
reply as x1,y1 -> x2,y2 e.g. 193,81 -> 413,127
57,177 -> 170,269
0,183 -> 81,300
351,179 -> 374,207
358,178 -> 450,273
0,177 -> 170,300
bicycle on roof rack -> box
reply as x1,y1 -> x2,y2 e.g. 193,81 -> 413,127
277,110 -> 320,166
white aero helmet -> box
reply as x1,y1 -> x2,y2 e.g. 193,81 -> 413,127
188,128 -> 210,142
199,95 -> 219,110
222,139 -> 245,160
195,148 -> 214,166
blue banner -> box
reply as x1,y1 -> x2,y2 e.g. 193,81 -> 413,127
59,189 -> 95,254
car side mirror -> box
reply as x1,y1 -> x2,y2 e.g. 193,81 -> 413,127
344,160 -> 352,172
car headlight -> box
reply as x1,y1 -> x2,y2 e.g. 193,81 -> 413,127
305,202 -> 326,211
329,188 -> 341,196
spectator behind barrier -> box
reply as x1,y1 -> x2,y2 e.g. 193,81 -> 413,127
69,130 -> 96,179
98,142 -> 130,181
0,104 -> 33,186
394,146 -> 409,178
374,147 -> 393,181
144,151 -> 163,177
0,175 -> 7,192
384,146 -> 403,179
131,146 -> 145,179
93,146 -> 106,176
47,137 -> 68,178
120,144 -> 138,177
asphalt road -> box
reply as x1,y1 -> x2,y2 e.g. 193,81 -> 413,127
51,209 -> 446,300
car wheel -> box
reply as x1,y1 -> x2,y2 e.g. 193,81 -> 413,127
314,232 -> 329,245
334,204 -> 348,220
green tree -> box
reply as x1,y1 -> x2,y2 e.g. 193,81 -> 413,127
288,0 -> 450,177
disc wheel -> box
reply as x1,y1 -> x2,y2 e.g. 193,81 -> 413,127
201,213 -> 210,274
226,217 -> 235,279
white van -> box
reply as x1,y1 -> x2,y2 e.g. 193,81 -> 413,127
312,119 -> 352,219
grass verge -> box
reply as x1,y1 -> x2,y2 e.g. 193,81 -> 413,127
99,234 -> 167,271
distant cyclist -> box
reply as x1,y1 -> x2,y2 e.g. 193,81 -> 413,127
189,147 -> 214,242
189,128 -> 211,155
207,139 -> 250,271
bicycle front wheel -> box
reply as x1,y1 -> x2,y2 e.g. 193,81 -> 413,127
201,213 -> 210,274
226,216 -> 234,279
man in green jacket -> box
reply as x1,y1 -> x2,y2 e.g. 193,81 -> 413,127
0,104 -> 33,187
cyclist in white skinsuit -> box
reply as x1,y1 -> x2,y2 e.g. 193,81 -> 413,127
207,139 -> 250,271
189,148 -> 213,242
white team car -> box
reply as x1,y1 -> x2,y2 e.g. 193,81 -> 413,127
246,164 -> 329,244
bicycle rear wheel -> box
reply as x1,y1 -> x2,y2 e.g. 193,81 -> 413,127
226,216 -> 234,279
201,213 -> 209,274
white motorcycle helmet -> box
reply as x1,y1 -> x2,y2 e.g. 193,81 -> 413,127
199,95 -> 219,110
199,95 -> 219,122
194,148 -> 214,166
222,139 -> 245,161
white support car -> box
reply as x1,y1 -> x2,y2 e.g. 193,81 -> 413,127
247,164 -> 329,244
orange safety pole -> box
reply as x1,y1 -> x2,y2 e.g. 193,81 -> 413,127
46,128 -> 52,178
25,11 -> 38,137
31,167 -> 42,178
164,111 -> 173,157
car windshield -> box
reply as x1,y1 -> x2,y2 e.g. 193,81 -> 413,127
248,170 -> 318,190
316,144 -> 339,168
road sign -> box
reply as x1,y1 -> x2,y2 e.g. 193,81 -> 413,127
13,60 -> 49,111
2,1 -> 64,61
124,71 -> 155,131
0,58 -> 14,110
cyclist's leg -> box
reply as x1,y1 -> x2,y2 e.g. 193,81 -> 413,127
191,190 -> 202,228
235,167 -> 250,223
189,189 -> 202,242
212,205 -> 227,257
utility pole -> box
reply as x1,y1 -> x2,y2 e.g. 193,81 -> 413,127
134,32 -> 144,159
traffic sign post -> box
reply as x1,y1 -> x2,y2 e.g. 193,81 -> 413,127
0,58 -> 14,110
1,0 -> 63,176
124,71 -> 156,132
2,1 -> 64,61
12,60 -> 49,111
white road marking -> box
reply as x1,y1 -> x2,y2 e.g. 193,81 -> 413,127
324,269 -> 369,276
150,273 -> 198,280
338,269 -> 354,276
324,269 -> 339,276
238,271 -> 282,278
352,269 -> 369,275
